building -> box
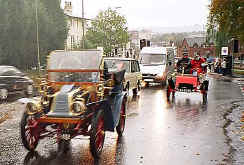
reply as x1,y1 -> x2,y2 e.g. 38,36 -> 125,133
151,41 -> 174,47
177,36 -> 216,58
129,30 -> 140,48
139,29 -> 153,41
64,1 -> 86,50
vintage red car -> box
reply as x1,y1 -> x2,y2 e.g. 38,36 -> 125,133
166,63 -> 209,104
20,50 -> 127,159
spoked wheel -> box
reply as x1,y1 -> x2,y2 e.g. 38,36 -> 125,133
20,112 -> 40,151
23,151 -> 40,164
202,92 -> 208,104
90,110 -> 105,159
201,81 -> 208,104
166,86 -> 171,101
116,101 -> 126,137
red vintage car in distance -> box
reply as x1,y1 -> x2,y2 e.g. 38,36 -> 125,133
166,63 -> 209,104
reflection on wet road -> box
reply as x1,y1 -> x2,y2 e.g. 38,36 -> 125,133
1,76 -> 243,165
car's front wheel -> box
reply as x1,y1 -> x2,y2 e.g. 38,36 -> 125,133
202,92 -> 208,104
20,112 -> 40,151
90,110 -> 105,159
116,101 -> 126,137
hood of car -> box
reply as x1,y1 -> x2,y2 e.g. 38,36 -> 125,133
140,64 -> 166,75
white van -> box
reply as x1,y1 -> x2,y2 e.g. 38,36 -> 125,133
139,47 -> 174,86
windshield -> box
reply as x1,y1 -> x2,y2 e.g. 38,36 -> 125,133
48,51 -> 102,70
139,54 -> 166,65
104,59 -> 130,72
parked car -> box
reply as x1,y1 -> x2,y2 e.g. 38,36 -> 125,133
104,57 -> 142,95
0,66 -> 33,100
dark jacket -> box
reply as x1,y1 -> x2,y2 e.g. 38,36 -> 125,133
176,57 -> 191,73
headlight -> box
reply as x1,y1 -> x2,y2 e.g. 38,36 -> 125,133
71,101 -> 86,115
26,102 -> 40,115
97,84 -> 104,92
97,84 -> 104,97
157,73 -> 164,77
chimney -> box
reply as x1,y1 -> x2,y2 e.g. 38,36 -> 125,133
64,1 -> 72,15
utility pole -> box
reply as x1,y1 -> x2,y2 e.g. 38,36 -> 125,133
35,0 -> 41,73
82,0 -> 85,49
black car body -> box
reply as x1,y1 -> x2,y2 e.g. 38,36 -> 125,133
0,66 -> 33,99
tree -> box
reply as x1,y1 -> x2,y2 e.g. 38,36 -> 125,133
85,8 -> 129,56
0,0 -> 68,70
208,0 -> 244,42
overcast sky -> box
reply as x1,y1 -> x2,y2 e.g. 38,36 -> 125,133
61,0 -> 210,30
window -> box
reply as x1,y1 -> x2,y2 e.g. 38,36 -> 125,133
135,61 -> 140,72
131,61 -> 135,72
71,35 -> 75,49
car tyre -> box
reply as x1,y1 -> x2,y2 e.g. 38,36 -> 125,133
116,101 -> 126,137
202,93 -> 207,104
90,110 -> 105,159
20,112 -> 39,151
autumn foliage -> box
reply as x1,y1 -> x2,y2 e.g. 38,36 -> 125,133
208,0 -> 244,42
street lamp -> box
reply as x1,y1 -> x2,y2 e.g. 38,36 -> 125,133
35,0 -> 41,73
82,0 -> 85,49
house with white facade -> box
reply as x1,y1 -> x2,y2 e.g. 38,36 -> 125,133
64,1 -> 86,50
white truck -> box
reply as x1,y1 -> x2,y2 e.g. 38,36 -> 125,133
139,47 -> 174,86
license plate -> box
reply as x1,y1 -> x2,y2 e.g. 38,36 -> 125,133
61,134 -> 70,140
144,79 -> 154,82
192,71 -> 198,77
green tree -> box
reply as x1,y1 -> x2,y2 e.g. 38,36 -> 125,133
85,8 -> 129,56
208,0 -> 244,44
0,0 -> 68,70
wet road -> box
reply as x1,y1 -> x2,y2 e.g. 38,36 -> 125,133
0,75 -> 243,165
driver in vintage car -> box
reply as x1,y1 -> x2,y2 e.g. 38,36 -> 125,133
176,51 -> 191,74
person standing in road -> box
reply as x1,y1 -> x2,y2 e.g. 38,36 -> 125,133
221,58 -> 227,76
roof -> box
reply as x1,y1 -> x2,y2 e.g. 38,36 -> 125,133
185,37 -> 206,47
64,13 -> 91,20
